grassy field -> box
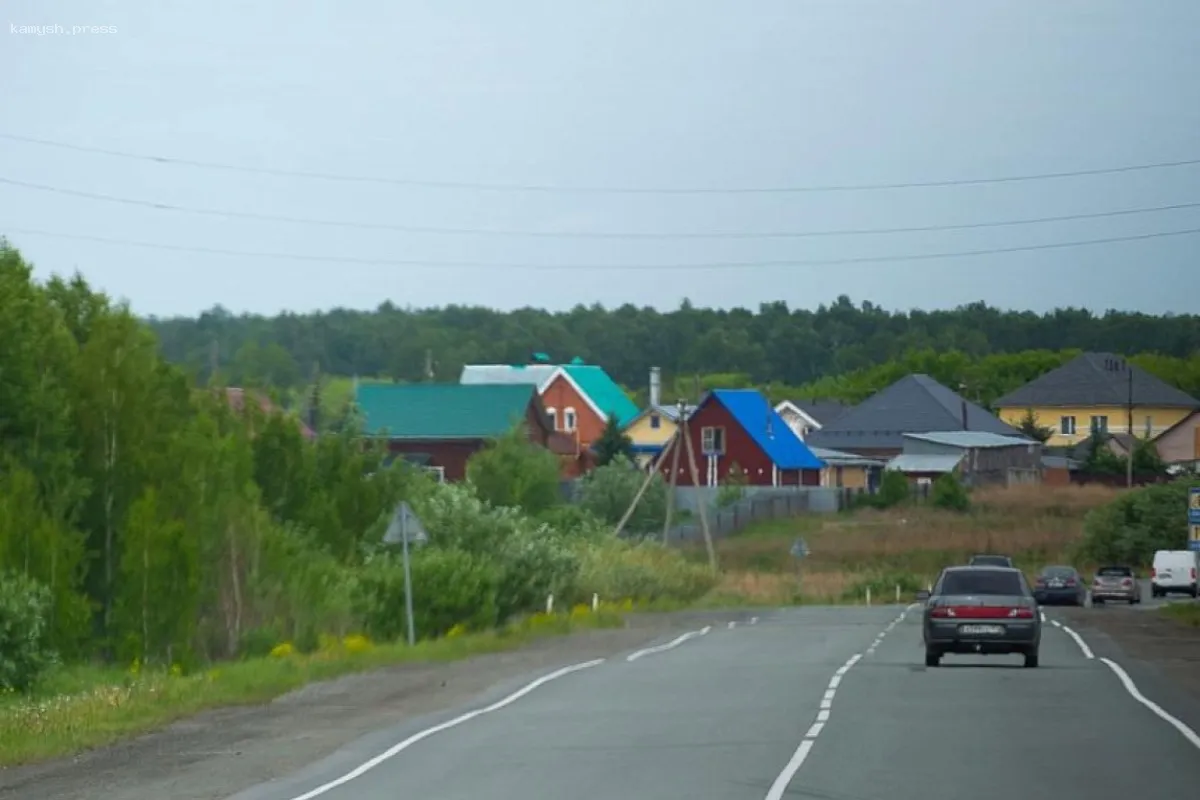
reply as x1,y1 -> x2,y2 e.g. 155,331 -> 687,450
0,605 -> 623,767
693,483 -> 1123,606
1161,602 -> 1200,627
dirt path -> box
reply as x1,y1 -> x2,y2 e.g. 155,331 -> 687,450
1058,603 -> 1200,702
0,611 -> 752,800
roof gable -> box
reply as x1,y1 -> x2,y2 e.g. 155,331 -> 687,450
993,352 -> 1200,409
355,383 -> 539,439
708,389 -> 824,469
461,362 -> 639,427
623,402 -> 697,430
807,374 -> 1020,450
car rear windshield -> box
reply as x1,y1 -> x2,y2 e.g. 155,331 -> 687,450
1098,567 -> 1133,577
1041,566 -> 1074,577
940,570 -> 1024,596
970,556 -> 1010,566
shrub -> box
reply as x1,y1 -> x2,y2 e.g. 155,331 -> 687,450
578,455 -> 667,535
876,471 -> 910,509
1079,477 -> 1200,565
0,571 -> 56,691
355,548 -> 501,641
930,473 -> 970,512
466,425 -> 562,516
574,540 -> 715,604
492,527 -> 581,621
840,571 -> 926,602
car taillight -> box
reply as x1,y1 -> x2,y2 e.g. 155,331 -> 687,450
1008,607 -> 1035,619
1151,567 -> 1157,578
1065,579 -> 1076,587
1035,578 -> 1046,586
932,605 -> 1032,619
930,607 -> 955,618
1121,578 -> 1133,587
1192,568 -> 1197,581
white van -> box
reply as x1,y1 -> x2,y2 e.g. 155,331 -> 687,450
1150,550 -> 1200,598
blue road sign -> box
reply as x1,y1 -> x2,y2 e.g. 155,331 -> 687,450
1189,487 -> 1200,526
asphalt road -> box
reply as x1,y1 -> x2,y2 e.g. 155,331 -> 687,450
229,605 -> 1200,800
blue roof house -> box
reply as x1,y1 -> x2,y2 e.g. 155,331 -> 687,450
668,388 -> 826,487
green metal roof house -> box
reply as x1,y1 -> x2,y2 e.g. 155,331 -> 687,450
354,383 -> 566,481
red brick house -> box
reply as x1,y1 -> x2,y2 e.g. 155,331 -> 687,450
666,389 -> 825,487
354,382 -> 571,482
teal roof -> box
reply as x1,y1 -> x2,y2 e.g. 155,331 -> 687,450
355,383 -> 538,439
562,365 -> 640,426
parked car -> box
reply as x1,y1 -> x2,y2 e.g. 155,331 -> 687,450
1033,565 -> 1086,606
1091,565 -> 1140,605
1151,550 -> 1200,598
968,554 -> 1014,568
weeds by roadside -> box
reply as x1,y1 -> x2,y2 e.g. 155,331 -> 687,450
689,484 -> 1121,606
0,604 -> 625,767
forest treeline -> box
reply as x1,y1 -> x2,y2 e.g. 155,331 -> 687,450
148,297 -> 1200,398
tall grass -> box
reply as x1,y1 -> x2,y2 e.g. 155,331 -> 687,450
698,484 -> 1122,604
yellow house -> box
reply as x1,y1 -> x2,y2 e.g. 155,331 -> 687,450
622,403 -> 695,468
993,352 -> 1200,448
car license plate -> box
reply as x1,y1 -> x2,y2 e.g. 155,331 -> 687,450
1049,580 -> 1063,588
959,624 -> 1004,635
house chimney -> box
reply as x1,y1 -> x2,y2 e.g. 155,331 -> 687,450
961,398 -> 969,430
649,366 -> 661,408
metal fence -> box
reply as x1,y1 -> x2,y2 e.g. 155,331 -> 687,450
660,487 -> 870,544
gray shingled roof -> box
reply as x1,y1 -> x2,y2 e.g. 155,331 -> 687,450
806,374 -> 1021,451
994,352 -> 1200,410
795,400 -> 850,427
903,431 -> 1033,449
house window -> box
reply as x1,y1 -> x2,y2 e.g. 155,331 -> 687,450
1060,416 -> 1076,436
701,426 -> 726,455
423,466 -> 446,484
546,407 -> 557,430
650,414 -> 661,429
1090,415 -> 1109,434
564,407 -> 577,432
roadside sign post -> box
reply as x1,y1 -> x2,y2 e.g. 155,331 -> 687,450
383,501 -> 428,646
790,538 -> 809,587
1187,488 -> 1200,552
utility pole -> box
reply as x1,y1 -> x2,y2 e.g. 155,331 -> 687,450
680,410 -> 717,574
661,399 -> 686,544
424,349 -> 435,382
1126,359 -> 1134,489
614,431 -> 679,537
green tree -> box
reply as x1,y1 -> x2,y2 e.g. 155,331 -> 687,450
466,425 -> 562,516
1015,409 -> 1054,443
876,470 -> 911,509
578,455 -> 667,535
930,473 -> 971,512
592,414 -> 635,467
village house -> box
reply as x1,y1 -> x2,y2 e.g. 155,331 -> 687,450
460,356 -> 639,476
353,382 -> 571,482
993,352 -> 1200,448
774,399 -> 850,441
666,388 -> 825,487
622,367 -> 697,468
806,374 -> 1020,459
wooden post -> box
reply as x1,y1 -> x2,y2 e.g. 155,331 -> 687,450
661,401 -> 686,544
680,414 -> 717,573
614,433 -> 678,538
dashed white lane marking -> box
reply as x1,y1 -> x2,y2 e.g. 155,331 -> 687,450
728,621 -> 737,629
626,626 -> 711,662
1100,658 -> 1200,751
750,616 -> 759,625
1040,610 -> 1047,622
766,608 -> 908,799
282,659 -> 605,800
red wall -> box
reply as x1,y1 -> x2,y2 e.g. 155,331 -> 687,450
387,439 -> 483,482
539,373 -> 603,448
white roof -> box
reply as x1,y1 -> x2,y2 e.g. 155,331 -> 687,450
459,364 -> 557,388
809,446 -> 886,467
886,454 -> 964,473
903,431 -> 1032,449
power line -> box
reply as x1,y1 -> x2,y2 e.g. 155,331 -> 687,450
3,176 -> 1200,240
3,131 -> 1199,195
4,225 -> 1198,271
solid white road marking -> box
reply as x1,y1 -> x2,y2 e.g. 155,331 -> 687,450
765,740 -> 814,800
626,626 -> 711,662
1058,623 -> 1094,659
1100,658 -> 1200,750
283,659 -> 605,800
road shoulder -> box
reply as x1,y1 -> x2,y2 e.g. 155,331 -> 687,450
0,611 -> 749,800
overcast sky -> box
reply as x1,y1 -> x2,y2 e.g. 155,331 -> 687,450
4,0 -> 1199,318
